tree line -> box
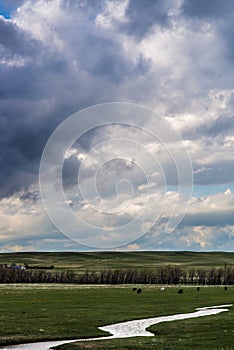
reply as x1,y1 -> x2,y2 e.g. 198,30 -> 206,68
0,265 -> 233,284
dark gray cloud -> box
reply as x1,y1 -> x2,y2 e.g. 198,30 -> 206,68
121,0 -> 170,39
194,160 -> 234,186
182,115 -> 234,141
181,0 -> 232,19
181,210 -> 234,227
62,155 -> 80,189
0,98 -> 66,197
75,34 -> 150,83
0,18 -> 39,56
219,14 -> 234,62
0,4 -> 151,198
182,0 -> 234,63
20,190 -> 40,202
0,0 -> 233,201
63,0 -> 105,17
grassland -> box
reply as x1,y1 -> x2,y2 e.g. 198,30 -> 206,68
0,252 -> 233,349
0,284 -> 233,349
0,251 -> 233,273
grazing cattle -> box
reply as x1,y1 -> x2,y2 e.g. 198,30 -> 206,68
132,288 -> 137,291
137,288 -> 142,294
178,289 -> 183,294
197,287 -> 200,291
224,286 -> 228,291
160,287 -> 165,291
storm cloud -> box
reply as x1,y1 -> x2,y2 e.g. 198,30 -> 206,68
0,0 -> 234,251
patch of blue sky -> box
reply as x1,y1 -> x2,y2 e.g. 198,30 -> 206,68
167,184 -> 234,197
0,1 -> 22,19
0,6 -> 11,19
191,184 -> 234,197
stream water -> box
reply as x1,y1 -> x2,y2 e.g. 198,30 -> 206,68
1,304 -> 232,350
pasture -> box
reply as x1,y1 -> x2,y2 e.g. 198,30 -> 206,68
0,284 -> 233,349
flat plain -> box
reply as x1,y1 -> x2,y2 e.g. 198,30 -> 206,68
0,251 -> 233,349
0,284 -> 233,349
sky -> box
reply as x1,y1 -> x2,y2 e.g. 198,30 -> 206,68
0,0 -> 234,252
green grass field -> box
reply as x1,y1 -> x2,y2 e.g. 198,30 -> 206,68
0,284 -> 233,349
0,251 -> 233,273
0,252 -> 233,349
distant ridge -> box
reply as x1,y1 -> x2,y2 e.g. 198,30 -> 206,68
0,251 -> 233,273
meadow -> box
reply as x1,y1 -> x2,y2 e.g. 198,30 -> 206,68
0,284 -> 233,350
0,252 -> 233,349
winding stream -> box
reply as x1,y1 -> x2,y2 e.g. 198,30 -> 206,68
1,304 -> 232,350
